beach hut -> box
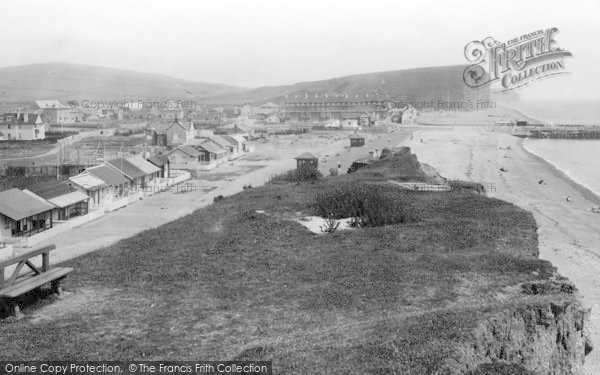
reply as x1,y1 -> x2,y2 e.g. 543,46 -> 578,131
0,189 -> 54,238
295,152 -> 318,169
350,134 -> 365,147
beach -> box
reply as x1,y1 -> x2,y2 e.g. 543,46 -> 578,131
402,118 -> 600,373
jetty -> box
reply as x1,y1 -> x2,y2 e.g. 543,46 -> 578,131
512,125 -> 600,139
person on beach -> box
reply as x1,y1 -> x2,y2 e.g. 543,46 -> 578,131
566,196 -> 572,202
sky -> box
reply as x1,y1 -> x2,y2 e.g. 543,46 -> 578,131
1,0 -> 599,99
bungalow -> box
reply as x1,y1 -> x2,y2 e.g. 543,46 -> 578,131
195,141 -> 228,166
340,112 -> 371,128
147,154 -> 171,178
166,145 -> 204,170
0,112 -> 46,141
221,135 -> 248,157
24,181 -> 89,221
68,172 -> 109,210
123,155 -> 162,187
0,188 -> 54,239
84,164 -> 130,201
106,158 -> 148,191
206,135 -> 239,160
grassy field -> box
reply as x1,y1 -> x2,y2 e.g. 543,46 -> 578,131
0,157 -> 575,373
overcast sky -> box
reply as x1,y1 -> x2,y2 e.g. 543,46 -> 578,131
1,0 -> 598,99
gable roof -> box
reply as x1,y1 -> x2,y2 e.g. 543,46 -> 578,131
295,152 -> 318,160
47,191 -> 89,208
168,145 -> 202,157
196,141 -> 226,154
147,154 -> 169,167
69,173 -> 107,191
0,188 -> 54,221
2,112 -> 43,125
167,119 -> 192,132
106,159 -> 147,180
26,180 -> 73,199
221,135 -> 242,146
229,134 -> 247,144
85,164 -> 130,186
125,155 -> 161,175
208,135 -> 233,148
35,100 -> 70,109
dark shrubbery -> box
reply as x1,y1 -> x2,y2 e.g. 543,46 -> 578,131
314,183 -> 419,227
268,165 -> 322,183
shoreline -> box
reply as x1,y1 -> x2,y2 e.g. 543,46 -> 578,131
400,123 -> 600,373
521,138 -> 600,206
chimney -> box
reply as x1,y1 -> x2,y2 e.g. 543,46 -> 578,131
24,113 -> 29,122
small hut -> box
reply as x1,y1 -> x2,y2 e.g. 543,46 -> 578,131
295,152 -> 318,169
350,134 -> 365,147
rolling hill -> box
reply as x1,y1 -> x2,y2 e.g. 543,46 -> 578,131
0,62 -> 488,106
205,65 -> 489,105
0,62 -> 247,102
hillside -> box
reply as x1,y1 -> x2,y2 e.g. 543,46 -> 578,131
0,63 -> 489,107
206,65 -> 490,105
0,62 -> 247,102
0,155 -> 590,374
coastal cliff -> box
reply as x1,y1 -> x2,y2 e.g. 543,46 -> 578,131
445,294 -> 592,374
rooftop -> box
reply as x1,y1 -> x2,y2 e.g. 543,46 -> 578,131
106,158 -> 147,180
26,180 -> 73,200
125,155 -> 161,175
295,152 -> 318,160
0,188 -> 54,221
147,154 -> 170,167
35,100 -> 70,109
86,164 -> 130,186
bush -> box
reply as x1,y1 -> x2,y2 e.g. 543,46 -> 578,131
314,183 -> 419,227
268,165 -> 322,183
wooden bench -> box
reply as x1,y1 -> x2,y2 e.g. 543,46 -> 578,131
0,245 -> 73,317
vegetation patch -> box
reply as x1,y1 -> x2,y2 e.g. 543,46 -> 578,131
268,164 -> 322,184
314,182 -> 419,227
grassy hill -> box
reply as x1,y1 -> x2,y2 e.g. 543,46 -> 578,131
205,65 -> 490,105
0,63 -> 488,107
0,62 -> 247,102
0,154 -> 589,373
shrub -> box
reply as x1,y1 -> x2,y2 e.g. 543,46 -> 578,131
268,165 -> 322,183
314,183 -> 419,227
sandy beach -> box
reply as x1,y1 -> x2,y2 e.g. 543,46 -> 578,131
402,114 -> 600,373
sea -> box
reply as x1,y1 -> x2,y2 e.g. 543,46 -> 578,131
513,99 -> 600,198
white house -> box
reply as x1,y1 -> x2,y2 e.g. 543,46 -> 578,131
0,112 -> 46,141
